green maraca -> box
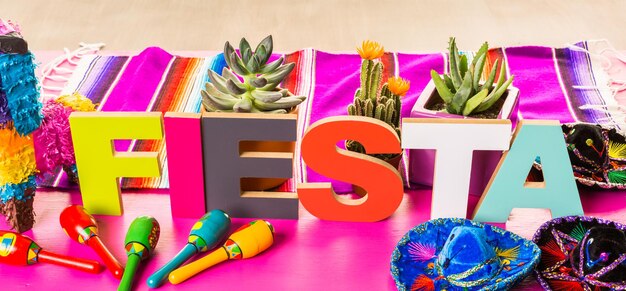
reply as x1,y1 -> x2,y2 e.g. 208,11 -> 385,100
118,216 -> 160,291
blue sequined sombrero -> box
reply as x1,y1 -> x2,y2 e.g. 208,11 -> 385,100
391,218 -> 541,291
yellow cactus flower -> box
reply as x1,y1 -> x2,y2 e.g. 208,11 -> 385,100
357,40 -> 385,60
56,92 -> 97,112
387,77 -> 410,96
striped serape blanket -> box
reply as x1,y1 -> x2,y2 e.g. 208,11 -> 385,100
39,47 -> 225,188
39,41 -> 623,192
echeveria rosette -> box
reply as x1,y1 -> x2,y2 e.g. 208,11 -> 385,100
430,37 -> 513,117
201,35 -> 306,114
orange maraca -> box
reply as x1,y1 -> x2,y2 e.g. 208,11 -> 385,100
168,220 -> 274,284
60,205 -> 124,279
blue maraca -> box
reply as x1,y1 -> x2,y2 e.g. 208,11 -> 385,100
146,209 -> 230,288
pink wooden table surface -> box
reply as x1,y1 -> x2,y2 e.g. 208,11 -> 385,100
1,50 -> 625,290
2,188 -> 626,290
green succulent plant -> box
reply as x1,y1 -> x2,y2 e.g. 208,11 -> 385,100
201,35 -> 306,113
346,43 -> 409,160
430,37 -> 514,117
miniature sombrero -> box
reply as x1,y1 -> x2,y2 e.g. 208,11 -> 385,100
391,218 -> 540,291
532,123 -> 626,189
533,216 -> 626,290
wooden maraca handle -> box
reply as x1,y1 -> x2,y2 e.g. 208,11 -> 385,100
168,220 -> 275,285
118,255 -> 141,291
168,247 -> 229,284
147,209 -> 231,288
38,250 -> 102,274
87,237 -> 124,279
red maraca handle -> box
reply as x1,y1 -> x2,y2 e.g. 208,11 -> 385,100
87,237 -> 124,279
38,250 -> 102,274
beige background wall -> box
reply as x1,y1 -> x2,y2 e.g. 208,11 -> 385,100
2,0 -> 625,52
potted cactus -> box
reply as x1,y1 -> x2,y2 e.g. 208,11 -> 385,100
347,41 -> 409,168
409,37 -> 520,194
201,35 -> 305,190
414,37 -> 518,119
347,41 -> 410,194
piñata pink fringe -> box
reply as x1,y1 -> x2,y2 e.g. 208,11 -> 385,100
32,100 -> 74,174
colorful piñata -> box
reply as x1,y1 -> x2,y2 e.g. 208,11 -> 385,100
0,19 -> 42,232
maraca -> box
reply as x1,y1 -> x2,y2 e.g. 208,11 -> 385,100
168,220 -> 274,284
146,209 -> 231,288
0,230 -> 102,273
118,216 -> 160,291
60,205 -> 125,279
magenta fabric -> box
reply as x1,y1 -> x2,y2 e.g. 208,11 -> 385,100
309,52 -> 361,125
397,53 -> 446,118
101,47 -> 173,151
307,52 -> 362,192
505,46 -> 576,122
